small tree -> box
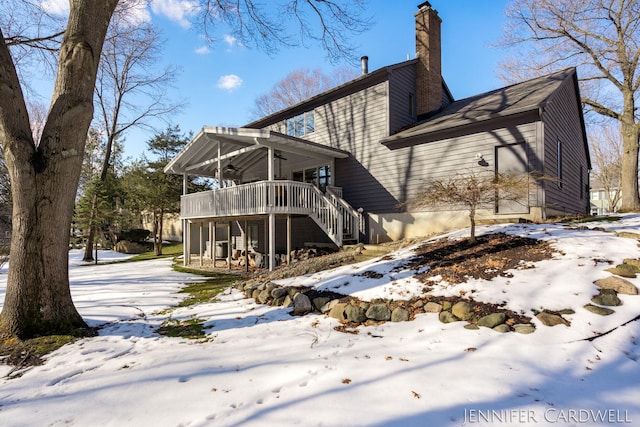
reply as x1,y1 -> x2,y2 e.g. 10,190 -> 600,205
407,171 -> 531,244
75,173 -> 121,263
122,126 -> 207,256
590,123 -> 622,213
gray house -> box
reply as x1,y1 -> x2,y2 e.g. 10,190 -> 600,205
165,2 -> 591,270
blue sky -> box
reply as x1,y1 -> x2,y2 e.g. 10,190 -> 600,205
35,1 -> 513,160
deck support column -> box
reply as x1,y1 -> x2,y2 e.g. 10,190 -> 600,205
227,221 -> 232,271
182,174 -> 188,266
184,220 -> 191,266
199,222 -> 204,266
267,146 -> 275,271
287,214 -> 291,265
268,214 -> 275,271
210,221 -> 216,261
244,220 -> 249,273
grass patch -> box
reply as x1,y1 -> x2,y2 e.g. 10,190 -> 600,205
177,278 -> 236,307
563,215 -> 621,224
126,242 -> 184,262
156,317 -> 207,340
0,335 -> 81,377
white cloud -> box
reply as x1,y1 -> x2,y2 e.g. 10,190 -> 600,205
40,0 -> 69,15
216,74 -> 243,91
223,34 -> 238,47
150,0 -> 199,28
195,46 -> 211,55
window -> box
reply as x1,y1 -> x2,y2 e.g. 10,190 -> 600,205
286,118 -> 295,136
409,93 -> 416,118
292,164 -> 331,191
556,140 -> 563,188
318,165 -> 331,191
285,110 -> 315,137
305,110 -> 315,134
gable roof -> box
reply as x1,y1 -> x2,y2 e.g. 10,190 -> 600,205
164,127 -> 349,177
381,68 -> 584,149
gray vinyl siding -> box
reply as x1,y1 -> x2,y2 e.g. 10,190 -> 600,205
388,65 -> 418,134
391,123 -> 540,212
540,78 -> 589,215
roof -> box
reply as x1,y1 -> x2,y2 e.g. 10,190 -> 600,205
164,127 -> 349,177
381,68 -> 580,148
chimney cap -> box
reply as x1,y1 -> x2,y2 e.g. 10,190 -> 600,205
417,1 -> 432,9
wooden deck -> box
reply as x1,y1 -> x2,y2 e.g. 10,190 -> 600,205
181,180 -> 359,247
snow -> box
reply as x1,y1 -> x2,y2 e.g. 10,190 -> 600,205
1,216 -> 640,426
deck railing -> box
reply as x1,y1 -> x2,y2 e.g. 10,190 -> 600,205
181,180 -> 357,246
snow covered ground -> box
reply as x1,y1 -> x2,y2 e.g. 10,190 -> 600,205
1,217 -> 640,426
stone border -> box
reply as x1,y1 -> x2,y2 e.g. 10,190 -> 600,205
235,281 -> 536,334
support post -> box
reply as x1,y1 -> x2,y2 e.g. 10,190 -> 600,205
227,221 -> 232,271
287,214 -> 291,265
244,220 -> 249,273
211,221 -> 218,267
184,220 -> 191,266
269,214 -> 275,271
199,222 -> 204,267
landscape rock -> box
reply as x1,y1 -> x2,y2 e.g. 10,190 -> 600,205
493,324 -> 510,333
292,293 -> 313,315
312,297 -> 331,312
257,289 -> 270,304
265,282 -> 277,294
391,307 -> 409,322
282,295 -> 293,308
464,324 -> 479,330
605,264 -> 637,278
271,287 -> 288,299
477,313 -> 507,329
345,305 -> 368,323
328,303 -> 348,321
424,302 -> 443,313
366,304 -> 391,321
114,240 -> 147,254
513,324 -> 536,334
595,276 -> 639,295
591,289 -> 622,306
320,299 -> 339,313
536,312 -> 570,327
623,258 -> 640,272
439,311 -> 459,324
615,231 -> 640,240
583,304 -> 615,316
442,301 -> 452,311
273,296 -> 286,306
451,301 -> 473,321
412,299 -> 424,309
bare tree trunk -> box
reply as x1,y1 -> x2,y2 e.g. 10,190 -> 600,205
620,116 -> 640,212
153,210 -> 163,256
83,194 -> 98,261
469,209 -> 477,244
0,2 -> 118,338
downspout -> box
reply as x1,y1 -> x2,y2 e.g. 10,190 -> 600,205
182,173 -> 188,265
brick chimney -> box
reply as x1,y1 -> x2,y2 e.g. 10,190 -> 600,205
415,1 -> 442,117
